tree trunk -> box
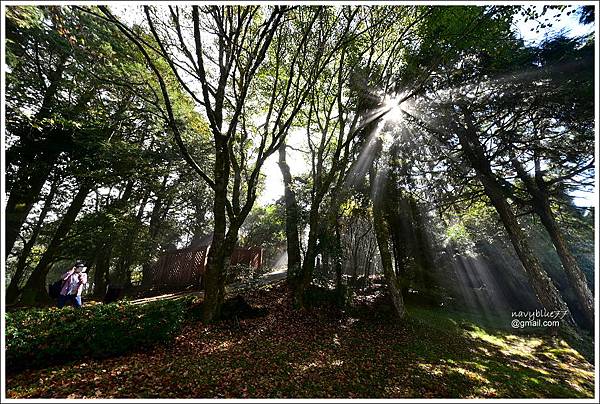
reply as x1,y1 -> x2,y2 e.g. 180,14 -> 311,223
88,180 -> 136,296
332,223 -> 345,306
408,196 -> 436,288
513,159 -> 594,330
373,209 -> 407,318
93,241 -> 113,299
5,146 -> 62,258
455,117 -> 575,327
141,178 -> 170,289
6,176 -> 59,304
409,197 -> 432,270
203,140 -> 232,323
293,208 -> 321,308
278,142 -> 302,285
371,165 -> 406,319
481,174 -> 574,325
19,182 -> 90,305
203,228 -> 238,322
118,193 -> 150,291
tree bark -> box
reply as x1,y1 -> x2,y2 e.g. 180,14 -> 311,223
293,207 -> 321,308
118,193 -> 150,291
141,176 -> 171,288
373,209 -> 407,318
93,241 -> 113,299
278,142 -> 302,285
371,175 -> 407,319
19,182 -> 90,305
203,227 -> 238,322
203,140 -> 232,323
513,159 -> 594,330
6,176 -> 59,304
332,222 -> 345,306
5,145 -> 63,258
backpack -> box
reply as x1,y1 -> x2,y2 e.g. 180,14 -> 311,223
48,279 -> 64,299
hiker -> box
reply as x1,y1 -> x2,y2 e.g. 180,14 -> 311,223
58,262 -> 88,308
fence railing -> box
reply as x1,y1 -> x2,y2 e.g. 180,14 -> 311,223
145,245 -> 263,291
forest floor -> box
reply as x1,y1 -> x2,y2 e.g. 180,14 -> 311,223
5,281 -> 595,399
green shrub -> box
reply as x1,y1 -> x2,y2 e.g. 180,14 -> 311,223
5,296 -> 195,371
226,263 -> 264,284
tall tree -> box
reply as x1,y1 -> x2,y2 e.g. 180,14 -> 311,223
97,5 -> 326,321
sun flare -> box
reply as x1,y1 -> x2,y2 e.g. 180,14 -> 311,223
382,94 -> 405,123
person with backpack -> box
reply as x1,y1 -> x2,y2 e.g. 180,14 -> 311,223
58,261 -> 88,308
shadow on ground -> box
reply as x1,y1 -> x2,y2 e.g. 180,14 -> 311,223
5,281 -> 595,399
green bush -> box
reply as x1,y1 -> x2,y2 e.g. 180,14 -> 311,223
5,296 -> 195,371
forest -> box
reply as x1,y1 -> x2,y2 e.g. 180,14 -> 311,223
2,3 -> 597,400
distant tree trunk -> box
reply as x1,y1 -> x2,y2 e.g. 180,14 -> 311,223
408,196 -> 436,288
89,180 -> 136,296
278,142 -> 302,285
333,223 -> 345,306
321,239 -> 331,275
352,242 -> 359,279
141,178 -> 170,289
390,227 -> 405,278
323,187 -> 345,303
141,263 -> 154,289
118,193 -> 150,291
385,191 -> 409,280
456,112 -> 575,327
6,176 -> 59,304
19,182 -> 90,305
293,177 -> 346,308
333,226 -> 342,286
191,196 -> 209,242
119,248 -> 135,290
93,241 -> 113,299
371,164 -> 406,319
364,240 -> 376,285
409,197 -> 432,270
513,159 -> 594,330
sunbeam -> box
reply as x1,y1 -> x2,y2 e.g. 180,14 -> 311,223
382,93 -> 405,124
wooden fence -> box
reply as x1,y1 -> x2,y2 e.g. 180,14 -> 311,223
230,247 -> 263,269
146,245 -> 263,291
